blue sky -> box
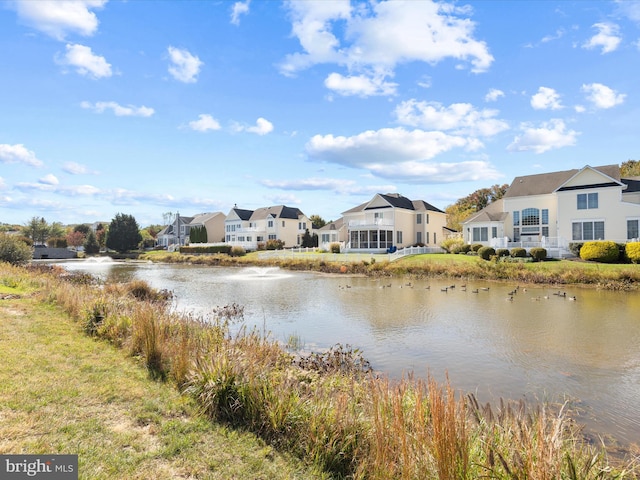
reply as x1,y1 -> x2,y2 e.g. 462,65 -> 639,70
1,0 -> 639,227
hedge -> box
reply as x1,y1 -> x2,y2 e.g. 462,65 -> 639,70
579,241 -> 619,263
510,247 -> 527,258
529,247 -> 547,261
477,246 -> 495,260
625,242 -> 640,264
180,245 -> 232,254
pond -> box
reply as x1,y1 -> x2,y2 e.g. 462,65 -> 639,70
58,258 -> 640,447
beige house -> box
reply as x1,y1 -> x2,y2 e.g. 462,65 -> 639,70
187,212 -> 226,243
342,193 -> 447,252
461,164 -> 640,256
225,205 -> 312,251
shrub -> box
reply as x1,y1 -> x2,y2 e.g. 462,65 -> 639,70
568,242 -> 583,257
580,241 -> 619,263
440,237 -> 465,253
180,245 -> 232,254
496,248 -> 510,257
329,242 -> 341,254
0,233 -> 32,265
477,246 -> 495,260
230,246 -> 246,257
266,239 -> 285,250
626,242 -> 640,264
529,247 -> 547,261
510,247 -> 527,258
470,243 -> 483,252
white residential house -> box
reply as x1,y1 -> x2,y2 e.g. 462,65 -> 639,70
187,212 -> 226,243
342,193 -> 448,252
461,164 -> 640,256
318,218 -> 347,250
225,205 -> 313,251
156,214 -> 194,248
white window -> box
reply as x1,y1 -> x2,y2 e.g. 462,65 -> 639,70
627,219 -> 639,240
472,227 -> 488,242
396,231 -> 403,244
416,214 -> 422,224
577,193 -> 598,210
572,221 -> 605,241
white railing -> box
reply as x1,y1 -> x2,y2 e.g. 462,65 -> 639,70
387,245 -> 445,261
347,219 -> 394,227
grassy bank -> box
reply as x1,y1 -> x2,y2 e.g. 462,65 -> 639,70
2,262 -> 639,479
140,250 -> 640,290
0,264 -> 324,479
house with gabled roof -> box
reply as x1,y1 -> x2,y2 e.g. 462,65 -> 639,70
225,204 -> 312,251
187,212 -> 226,243
461,164 -> 640,256
342,193 -> 447,252
318,218 -> 347,250
156,214 -> 194,248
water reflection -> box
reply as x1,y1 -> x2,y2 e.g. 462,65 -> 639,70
56,259 -> 640,446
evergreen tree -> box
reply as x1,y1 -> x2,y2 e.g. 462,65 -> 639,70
84,230 -> 100,254
106,213 -> 142,253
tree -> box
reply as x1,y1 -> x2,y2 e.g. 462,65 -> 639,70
22,217 -> 50,245
445,184 -> 509,231
73,224 -> 90,235
66,230 -> 85,248
188,225 -> 205,243
0,233 -> 32,265
106,213 -> 142,253
309,215 -> 327,229
95,224 -> 107,249
621,160 -> 640,177
84,230 -> 100,254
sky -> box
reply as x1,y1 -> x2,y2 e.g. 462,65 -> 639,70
1,0 -> 639,228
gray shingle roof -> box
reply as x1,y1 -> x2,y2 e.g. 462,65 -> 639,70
504,164 -> 621,198
249,205 -> 304,221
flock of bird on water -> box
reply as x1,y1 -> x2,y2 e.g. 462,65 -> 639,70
338,282 -> 577,302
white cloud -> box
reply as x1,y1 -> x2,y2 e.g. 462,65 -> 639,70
39,174 -> 59,185
581,83 -> 626,109
394,100 -> 509,137
234,117 -> 274,135
324,72 -> 398,97
0,143 -> 43,167
280,0 -> 493,95
62,161 -> 98,175
188,114 -> 221,132
81,101 -> 155,117
305,127 -> 501,183
12,0 -> 106,40
530,86 -> 563,110
0,177 -> 6,189
167,46 -> 203,83
57,43 -> 112,79
230,1 -> 250,25
507,119 -> 579,154
485,88 -> 504,102
262,177 -> 356,192
582,22 -> 621,54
